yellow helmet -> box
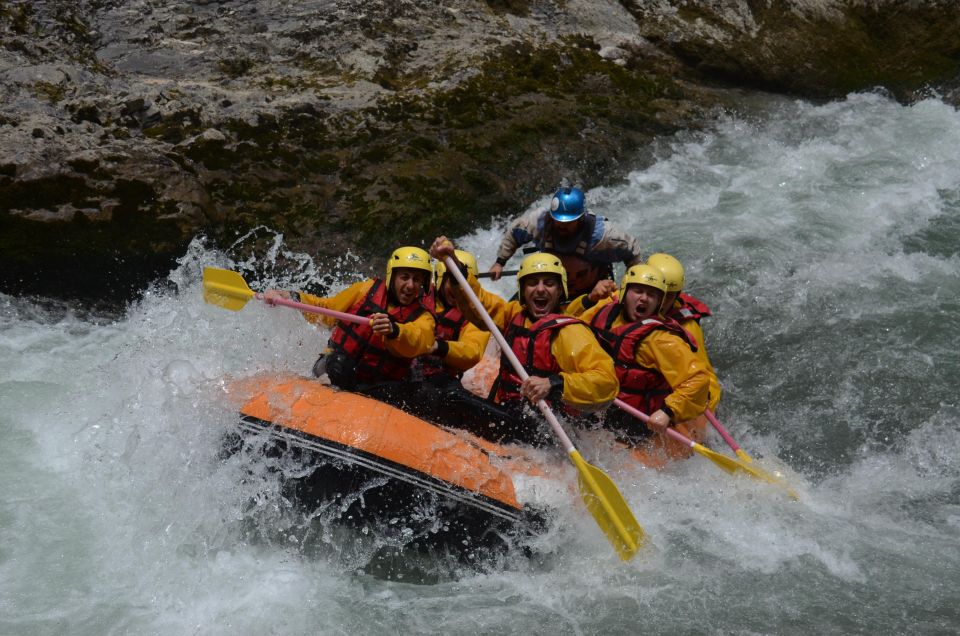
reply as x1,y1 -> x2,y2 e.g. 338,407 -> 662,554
435,249 -> 478,281
646,253 -> 685,293
386,246 -> 433,286
517,252 -> 568,305
619,264 -> 668,301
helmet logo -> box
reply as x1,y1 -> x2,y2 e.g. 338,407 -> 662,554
551,196 -> 561,212
388,247 -> 433,286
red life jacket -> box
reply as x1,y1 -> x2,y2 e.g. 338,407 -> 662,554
667,293 -> 712,323
327,278 -> 428,383
494,312 -> 583,412
420,294 -> 469,379
590,302 -> 697,417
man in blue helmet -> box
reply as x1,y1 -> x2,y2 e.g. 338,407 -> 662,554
488,184 -> 644,299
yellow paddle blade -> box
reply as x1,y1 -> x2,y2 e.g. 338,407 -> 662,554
735,449 -> 754,463
569,450 -> 646,560
690,441 -> 740,474
691,442 -> 800,501
202,267 -> 256,311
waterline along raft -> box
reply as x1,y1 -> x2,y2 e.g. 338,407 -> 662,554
223,374 -> 548,554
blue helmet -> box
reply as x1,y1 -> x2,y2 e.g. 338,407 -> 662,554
549,186 -> 586,222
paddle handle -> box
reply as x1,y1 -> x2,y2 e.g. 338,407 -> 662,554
705,409 -> 742,453
257,293 -> 370,326
477,269 -> 519,279
443,256 -> 576,454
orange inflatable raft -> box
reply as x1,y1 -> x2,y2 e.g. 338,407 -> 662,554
225,373 -> 549,552
224,373 -> 709,553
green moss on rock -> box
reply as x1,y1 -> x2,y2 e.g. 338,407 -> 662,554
183,37 -> 712,265
1,33 -> 721,302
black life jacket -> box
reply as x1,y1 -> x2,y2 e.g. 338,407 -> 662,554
539,212 -> 599,257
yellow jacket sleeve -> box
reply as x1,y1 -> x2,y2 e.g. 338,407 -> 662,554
387,310 -> 436,358
574,296 -> 616,323
551,322 -> 619,412
562,294 -> 590,317
635,330 -> 709,422
437,308 -> 490,373
299,279 -> 435,358
298,280 -> 372,327
681,319 -> 722,411
454,271 -> 523,332
564,292 -> 619,318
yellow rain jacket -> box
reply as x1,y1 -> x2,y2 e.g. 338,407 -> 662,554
570,292 -> 720,412
299,280 -> 435,359
454,273 -> 618,411
562,292 -> 602,318
580,298 -> 709,422
672,309 -> 721,411
429,297 -> 491,374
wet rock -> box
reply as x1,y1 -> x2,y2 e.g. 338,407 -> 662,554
628,1 -> 960,99
1,0 -> 958,303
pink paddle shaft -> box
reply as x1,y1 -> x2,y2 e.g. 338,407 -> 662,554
613,398 -> 699,448
705,409 -> 742,453
256,293 -> 370,326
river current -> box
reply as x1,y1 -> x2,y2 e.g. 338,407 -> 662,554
2,92 -> 958,634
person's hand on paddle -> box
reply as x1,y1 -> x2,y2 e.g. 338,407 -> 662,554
646,408 -> 671,431
487,262 -> 504,281
520,376 -> 552,404
429,236 -> 456,261
263,289 -> 292,305
588,279 -> 617,304
370,313 -> 399,338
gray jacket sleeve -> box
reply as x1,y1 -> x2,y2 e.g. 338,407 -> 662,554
495,208 -> 546,264
591,219 -> 644,267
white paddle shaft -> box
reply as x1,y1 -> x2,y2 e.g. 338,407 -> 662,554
443,256 -> 576,453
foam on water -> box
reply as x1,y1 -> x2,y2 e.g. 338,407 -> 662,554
2,93 -> 959,634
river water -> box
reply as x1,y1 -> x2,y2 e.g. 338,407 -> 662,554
2,92 -> 958,634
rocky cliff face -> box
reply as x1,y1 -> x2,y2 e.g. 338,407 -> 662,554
1,0 -> 958,301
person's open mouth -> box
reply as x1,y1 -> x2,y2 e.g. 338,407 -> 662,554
530,296 -> 551,315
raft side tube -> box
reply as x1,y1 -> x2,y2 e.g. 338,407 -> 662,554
232,375 -> 532,511
237,414 -> 524,523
